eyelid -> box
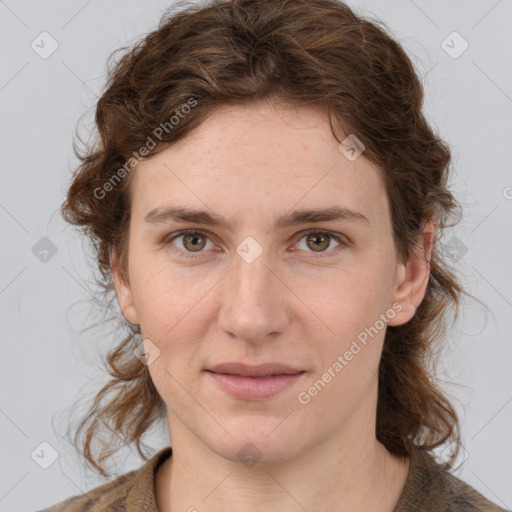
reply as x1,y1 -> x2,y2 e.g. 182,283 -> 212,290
163,228 -> 348,259
295,227 -> 346,244
162,229 -> 216,259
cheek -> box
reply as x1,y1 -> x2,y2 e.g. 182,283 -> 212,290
128,233 -> 395,356
298,252 -> 395,385
298,271 -> 389,416
298,257 -> 394,336
129,251 -> 218,342
129,258 -> 216,405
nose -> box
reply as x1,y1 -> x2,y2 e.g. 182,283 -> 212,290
217,250 -> 290,345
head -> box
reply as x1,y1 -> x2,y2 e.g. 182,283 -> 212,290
62,0 -> 464,477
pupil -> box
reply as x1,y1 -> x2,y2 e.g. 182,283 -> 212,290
309,234 -> 328,251
186,234 -> 204,251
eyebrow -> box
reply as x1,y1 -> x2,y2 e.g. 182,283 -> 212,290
143,205 -> 370,233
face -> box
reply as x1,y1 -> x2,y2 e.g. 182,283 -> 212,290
113,100 -> 431,464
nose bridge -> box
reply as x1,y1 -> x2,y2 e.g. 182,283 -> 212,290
231,232 -> 274,298
218,245 -> 288,341
230,241 -> 275,310
233,248 -> 272,301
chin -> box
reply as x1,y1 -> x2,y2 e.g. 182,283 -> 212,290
203,417 -> 304,466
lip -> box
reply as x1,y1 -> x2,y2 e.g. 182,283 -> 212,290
207,362 -> 304,377
205,362 -> 306,400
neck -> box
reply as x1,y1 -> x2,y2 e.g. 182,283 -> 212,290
156,385 -> 410,512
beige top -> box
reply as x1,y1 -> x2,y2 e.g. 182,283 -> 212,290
38,445 -> 508,511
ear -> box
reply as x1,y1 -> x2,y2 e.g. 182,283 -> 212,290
110,249 -> 140,326
387,220 -> 435,327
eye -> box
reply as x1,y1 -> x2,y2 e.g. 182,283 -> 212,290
164,229 -> 214,258
294,229 -> 345,258
162,229 -> 347,259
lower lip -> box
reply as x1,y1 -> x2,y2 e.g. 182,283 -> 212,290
206,371 -> 305,400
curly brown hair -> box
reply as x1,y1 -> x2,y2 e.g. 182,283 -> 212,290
61,0 -> 468,478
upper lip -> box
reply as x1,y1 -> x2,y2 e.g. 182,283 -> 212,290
206,362 -> 305,377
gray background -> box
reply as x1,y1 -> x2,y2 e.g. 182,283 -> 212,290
1,0 -> 511,510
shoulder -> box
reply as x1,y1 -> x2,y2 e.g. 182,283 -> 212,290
438,470 -> 509,511
36,447 -> 172,512
35,470 -> 137,512
395,446 -> 509,512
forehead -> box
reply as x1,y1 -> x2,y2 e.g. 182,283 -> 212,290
130,101 -> 388,229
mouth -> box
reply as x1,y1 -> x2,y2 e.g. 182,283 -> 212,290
204,362 -> 306,400
206,362 -> 305,377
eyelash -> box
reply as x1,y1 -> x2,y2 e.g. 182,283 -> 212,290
163,228 -> 347,260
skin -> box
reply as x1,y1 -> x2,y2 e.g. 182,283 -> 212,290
112,99 -> 433,512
